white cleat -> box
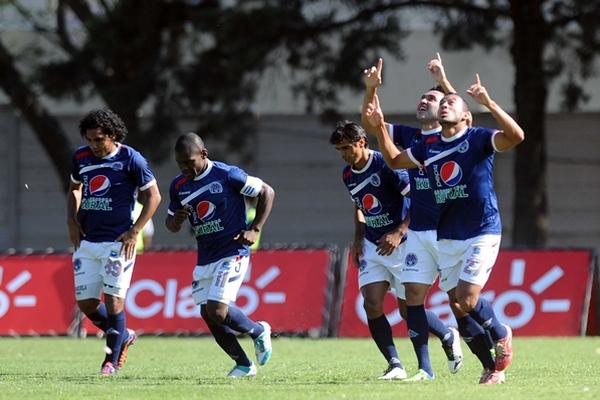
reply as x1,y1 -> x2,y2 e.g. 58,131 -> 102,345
442,327 -> 464,374
378,365 -> 408,380
227,363 -> 257,378
253,321 -> 272,366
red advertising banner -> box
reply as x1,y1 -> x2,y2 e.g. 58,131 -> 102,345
338,250 -> 595,337
0,254 -> 75,335
0,250 -> 333,335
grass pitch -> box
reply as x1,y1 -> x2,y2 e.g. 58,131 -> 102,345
1,336 -> 599,399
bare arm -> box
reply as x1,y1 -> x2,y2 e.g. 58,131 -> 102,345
235,182 -> 275,246
352,206 -> 366,267
66,180 -> 85,249
467,74 -> 525,151
117,183 -> 162,260
361,58 -> 383,135
363,94 -> 419,170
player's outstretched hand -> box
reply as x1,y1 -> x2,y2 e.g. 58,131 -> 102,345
466,73 -> 492,107
67,218 -> 85,250
427,52 -> 446,83
364,94 -> 384,128
363,58 -> 383,89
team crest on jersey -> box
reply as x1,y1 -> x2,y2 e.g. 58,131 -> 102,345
361,194 -> 382,215
405,253 -> 418,267
89,175 -> 111,196
73,258 -> 82,272
196,201 -> 217,222
440,161 -> 463,187
110,162 -> 124,171
209,182 -> 223,194
457,140 -> 469,153
370,174 -> 381,187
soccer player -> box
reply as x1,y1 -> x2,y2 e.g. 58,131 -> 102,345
67,109 -> 161,376
360,55 -> 463,381
364,73 -> 522,384
165,132 -> 275,378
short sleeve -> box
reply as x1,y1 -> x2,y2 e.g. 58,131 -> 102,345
131,151 -> 156,191
167,179 -> 183,216
227,167 -> 263,197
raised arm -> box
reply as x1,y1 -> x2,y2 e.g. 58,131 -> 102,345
361,58 -> 383,134
363,94 -> 419,170
467,74 -> 525,151
428,52 -> 457,94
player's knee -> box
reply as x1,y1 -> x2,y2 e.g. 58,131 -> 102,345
205,304 -> 228,324
456,295 -> 477,313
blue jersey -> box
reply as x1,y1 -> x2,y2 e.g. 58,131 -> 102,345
342,151 -> 410,245
407,127 -> 501,240
71,144 -> 156,242
168,160 -> 262,265
388,123 -> 441,231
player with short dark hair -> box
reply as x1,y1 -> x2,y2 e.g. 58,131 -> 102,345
364,72 -> 523,384
166,132 -> 275,378
67,108 -> 161,376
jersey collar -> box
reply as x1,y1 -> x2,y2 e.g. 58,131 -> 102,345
441,127 -> 468,142
194,159 -> 214,180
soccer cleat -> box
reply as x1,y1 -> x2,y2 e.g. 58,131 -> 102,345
404,369 -> 435,382
253,321 -> 272,366
494,324 -> 513,371
479,368 -> 505,385
117,328 -> 137,369
227,363 -> 257,378
442,327 -> 463,374
377,365 -> 408,380
100,361 -> 117,377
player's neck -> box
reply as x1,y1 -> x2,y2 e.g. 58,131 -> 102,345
420,121 -> 440,132
441,121 -> 468,138
353,150 -> 371,170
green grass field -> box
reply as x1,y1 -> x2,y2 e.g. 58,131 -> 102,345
1,336 -> 599,399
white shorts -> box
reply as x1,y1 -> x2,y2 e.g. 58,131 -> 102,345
73,240 -> 136,300
358,240 -> 406,300
400,229 -> 439,285
437,234 -> 501,292
191,255 -> 249,306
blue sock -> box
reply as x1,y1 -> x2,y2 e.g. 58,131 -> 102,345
469,298 -> 507,341
456,315 -> 495,370
367,314 -> 402,368
407,305 -> 433,375
223,305 -> 264,340
105,311 -> 126,365
425,310 -> 450,344
206,322 -> 252,367
86,303 -> 109,332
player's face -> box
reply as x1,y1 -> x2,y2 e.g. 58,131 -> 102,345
438,94 -> 468,124
175,148 -> 208,179
334,138 -> 367,167
84,128 -> 118,158
416,90 -> 443,122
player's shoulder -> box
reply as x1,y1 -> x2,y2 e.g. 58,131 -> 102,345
342,165 -> 352,182
73,145 -> 93,161
119,144 -> 146,160
170,173 -> 190,191
468,126 -> 497,136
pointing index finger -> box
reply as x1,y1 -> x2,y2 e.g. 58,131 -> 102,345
377,58 -> 383,74
436,52 -> 441,62
475,73 -> 481,85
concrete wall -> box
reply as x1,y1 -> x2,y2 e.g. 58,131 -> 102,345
0,106 -> 599,253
